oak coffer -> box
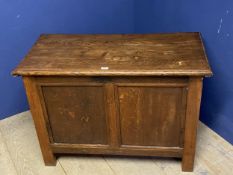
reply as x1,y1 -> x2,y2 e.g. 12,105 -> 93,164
12,33 -> 212,172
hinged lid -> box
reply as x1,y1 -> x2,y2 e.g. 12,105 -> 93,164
12,33 -> 212,77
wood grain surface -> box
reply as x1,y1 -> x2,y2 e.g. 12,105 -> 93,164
12,33 -> 212,76
32,76 -> 186,159
118,86 -> 186,147
42,85 -> 108,144
182,77 -> 203,171
23,77 -> 57,165
0,130 -> 17,175
0,111 -> 65,175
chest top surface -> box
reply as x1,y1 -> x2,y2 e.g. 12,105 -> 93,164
12,32 -> 212,77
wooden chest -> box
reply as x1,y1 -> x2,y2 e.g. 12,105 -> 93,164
12,33 -> 212,172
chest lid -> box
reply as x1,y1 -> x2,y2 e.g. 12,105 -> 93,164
12,33 -> 212,77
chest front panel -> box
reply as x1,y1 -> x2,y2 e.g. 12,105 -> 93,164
36,77 -> 188,150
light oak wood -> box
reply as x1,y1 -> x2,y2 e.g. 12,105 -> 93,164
59,156 -> 115,175
105,157 -> 164,175
0,130 -> 18,175
0,111 -> 66,175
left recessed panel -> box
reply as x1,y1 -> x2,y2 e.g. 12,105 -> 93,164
41,85 -> 108,145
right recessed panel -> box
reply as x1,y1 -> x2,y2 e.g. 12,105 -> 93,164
118,86 -> 187,147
